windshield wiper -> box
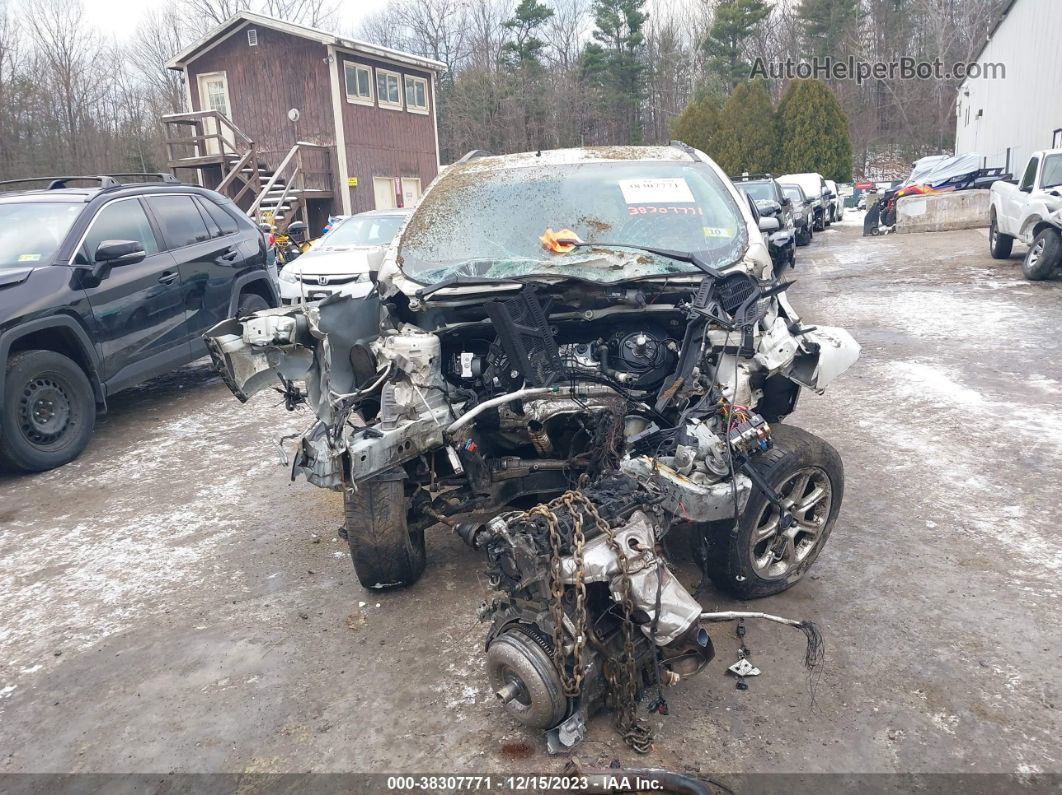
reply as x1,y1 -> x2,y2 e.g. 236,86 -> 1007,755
416,273 -> 525,300
564,241 -> 722,278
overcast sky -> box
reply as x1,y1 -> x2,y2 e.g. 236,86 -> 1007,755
79,0 -> 392,41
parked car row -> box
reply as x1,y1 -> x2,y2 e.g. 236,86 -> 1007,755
730,170 -> 843,273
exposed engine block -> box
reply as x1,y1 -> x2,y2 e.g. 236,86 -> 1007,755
479,474 -> 714,754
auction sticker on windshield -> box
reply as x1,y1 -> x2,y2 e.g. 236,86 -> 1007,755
619,178 -> 695,204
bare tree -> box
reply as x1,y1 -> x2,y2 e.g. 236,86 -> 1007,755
25,0 -> 110,172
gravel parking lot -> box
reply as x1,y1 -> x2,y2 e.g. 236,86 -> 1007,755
2,218 -> 1060,784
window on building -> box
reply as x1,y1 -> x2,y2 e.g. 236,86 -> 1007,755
404,75 -> 429,113
247,29 -> 258,46
344,62 -> 373,105
1053,129 -> 1062,148
376,69 -> 403,109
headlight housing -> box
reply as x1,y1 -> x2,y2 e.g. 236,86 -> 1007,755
279,268 -> 299,283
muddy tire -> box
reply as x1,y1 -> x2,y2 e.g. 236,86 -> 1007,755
1022,228 -> 1062,281
236,291 -> 270,318
344,468 -> 426,590
0,350 -> 96,472
989,212 -> 1014,259
704,425 -> 843,600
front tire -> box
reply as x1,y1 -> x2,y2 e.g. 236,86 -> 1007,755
989,211 -> 1014,259
0,350 -> 96,472
1023,227 -> 1062,281
344,468 -> 426,590
704,425 -> 844,599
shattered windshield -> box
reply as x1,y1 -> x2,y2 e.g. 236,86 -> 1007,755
398,160 -> 748,283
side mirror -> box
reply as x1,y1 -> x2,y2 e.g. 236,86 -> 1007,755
95,239 -> 146,266
755,199 -> 782,217
782,197 -> 792,208
90,240 -> 145,278
758,216 -> 781,233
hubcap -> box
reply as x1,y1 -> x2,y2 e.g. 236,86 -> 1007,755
1029,239 -> 1044,267
19,376 -> 74,445
750,467 -> 832,579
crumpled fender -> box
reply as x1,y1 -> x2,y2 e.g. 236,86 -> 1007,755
785,325 -> 860,392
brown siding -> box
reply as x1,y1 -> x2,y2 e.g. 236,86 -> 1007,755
183,23 -> 440,217
186,25 -> 335,167
334,52 -> 439,213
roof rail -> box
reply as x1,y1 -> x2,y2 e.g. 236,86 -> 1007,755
669,140 -> 699,161
0,173 -> 180,192
730,172 -> 775,182
105,173 -> 181,185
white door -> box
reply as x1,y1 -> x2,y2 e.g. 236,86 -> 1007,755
400,178 -> 422,207
197,71 -> 234,156
373,177 -> 397,209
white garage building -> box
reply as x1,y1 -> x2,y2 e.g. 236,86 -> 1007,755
954,0 -> 1062,176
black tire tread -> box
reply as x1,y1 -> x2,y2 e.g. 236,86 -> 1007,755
344,475 -> 426,590
236,292 -> 270,317
990,212 -> 1014,259
0,350 -> 96,472
1023,228 -> 1061,281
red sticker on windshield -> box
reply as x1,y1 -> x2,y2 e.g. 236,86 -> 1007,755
627,206 -> 704,216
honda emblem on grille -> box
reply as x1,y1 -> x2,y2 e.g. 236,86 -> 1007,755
317,275 -> 329,286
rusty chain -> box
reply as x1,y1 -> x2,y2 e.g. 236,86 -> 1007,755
529,492 -> 587,697
519,488 -> 653,753
583,497 -> 654,754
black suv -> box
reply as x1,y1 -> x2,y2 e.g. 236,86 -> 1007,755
731,173 -> 796,271
0,174 -> 277,472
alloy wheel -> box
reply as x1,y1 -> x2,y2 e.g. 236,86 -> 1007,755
750,466 -> 833,579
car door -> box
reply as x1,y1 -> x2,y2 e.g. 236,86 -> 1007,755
77,197 -> 189,390
1008,157 -> 1039,230
144,194 -> 238,353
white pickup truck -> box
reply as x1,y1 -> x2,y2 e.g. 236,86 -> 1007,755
989,149 -> 1062,278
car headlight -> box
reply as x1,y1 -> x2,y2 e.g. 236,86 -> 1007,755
279,268 -> 299,283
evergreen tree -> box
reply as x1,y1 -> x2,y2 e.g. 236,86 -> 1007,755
777,79 -> 852,181
502,0 -> 555,149
711,80 -> 778,175
581,0 -> 648,144
670,92 -> 722,155
798,0 -> 860,58
703,0 -> 772,91
501,0 -> 554,68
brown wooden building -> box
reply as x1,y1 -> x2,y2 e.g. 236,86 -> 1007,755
164,11 -> 445,232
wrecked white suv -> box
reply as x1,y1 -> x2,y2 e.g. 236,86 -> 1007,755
207,145 -> 859,751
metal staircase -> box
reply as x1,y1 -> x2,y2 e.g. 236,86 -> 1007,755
162,111 -> 334,230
